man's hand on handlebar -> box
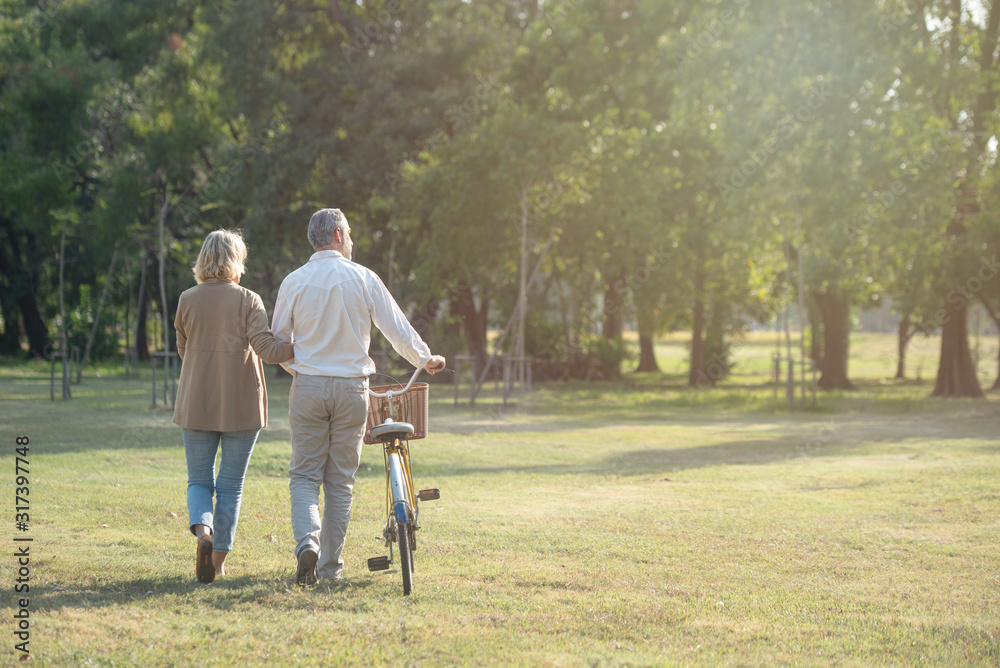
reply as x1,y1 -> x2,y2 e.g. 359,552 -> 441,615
425,355 -> 446,375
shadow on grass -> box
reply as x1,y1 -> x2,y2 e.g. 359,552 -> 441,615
397,437 -> 865,479
4,374 -> 999,457
403,417 -> 1000,479
28,571 -> 375,613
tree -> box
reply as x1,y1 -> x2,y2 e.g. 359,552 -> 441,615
720,0 -> 905,390
1,0 -> 230,365
0,1 -> 98,357
884,0 -> 1000,397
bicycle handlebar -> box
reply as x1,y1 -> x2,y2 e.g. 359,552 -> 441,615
368,362 -> 443,399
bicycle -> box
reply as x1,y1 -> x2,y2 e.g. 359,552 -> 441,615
364,363 -> 443,595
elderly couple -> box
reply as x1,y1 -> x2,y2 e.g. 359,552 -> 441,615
171,208 -> 445,585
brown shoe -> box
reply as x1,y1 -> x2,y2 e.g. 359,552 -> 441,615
197,535 -> 215,584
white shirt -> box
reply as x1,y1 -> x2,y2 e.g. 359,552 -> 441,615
271,250 -> 432,377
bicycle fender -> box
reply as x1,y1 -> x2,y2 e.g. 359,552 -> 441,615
394,500 -> 408,525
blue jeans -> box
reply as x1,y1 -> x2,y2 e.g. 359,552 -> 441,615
183,428 -> 260,553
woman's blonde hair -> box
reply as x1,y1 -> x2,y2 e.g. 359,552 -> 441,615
193,229 -> 247,284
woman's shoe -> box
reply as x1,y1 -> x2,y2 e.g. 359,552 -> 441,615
197,535 -> 215,584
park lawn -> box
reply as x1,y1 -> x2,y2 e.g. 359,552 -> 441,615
0,352 -> 999,666
636,330 -> 998,389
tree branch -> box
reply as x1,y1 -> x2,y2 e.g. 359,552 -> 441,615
971,0 -> 1000,144
328,0 -> 352,35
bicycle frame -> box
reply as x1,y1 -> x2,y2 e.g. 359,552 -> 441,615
384,440 -> 416,528
369,369 -> 422,533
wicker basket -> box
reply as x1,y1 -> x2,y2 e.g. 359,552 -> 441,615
364,382 -> 429,444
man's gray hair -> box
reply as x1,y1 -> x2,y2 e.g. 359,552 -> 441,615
307,208 -> 348,250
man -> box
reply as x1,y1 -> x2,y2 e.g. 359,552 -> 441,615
272,208 -> 445,585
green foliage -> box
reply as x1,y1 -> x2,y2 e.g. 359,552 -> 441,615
584,334 -> 632,379
1,0 -> 999,392
522,310 -> 567,361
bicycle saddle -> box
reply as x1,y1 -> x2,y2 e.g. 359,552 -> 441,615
370,420 -> 415,440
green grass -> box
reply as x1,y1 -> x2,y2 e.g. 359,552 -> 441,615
1,333 -> 999,666
634,330 -> 997,388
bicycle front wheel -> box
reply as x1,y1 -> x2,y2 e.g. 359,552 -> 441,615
396,518 -> 413,595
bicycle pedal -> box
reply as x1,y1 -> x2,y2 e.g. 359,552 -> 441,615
367,556 -> 391,572
417,488 -> 440,501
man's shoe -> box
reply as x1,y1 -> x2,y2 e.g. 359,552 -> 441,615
197,535 -> 215,584
296,549 -> 318,587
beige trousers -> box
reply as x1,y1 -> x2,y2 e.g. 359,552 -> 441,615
288,374 -> 368,579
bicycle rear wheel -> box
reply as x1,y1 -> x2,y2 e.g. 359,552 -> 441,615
396,518 -> 413,595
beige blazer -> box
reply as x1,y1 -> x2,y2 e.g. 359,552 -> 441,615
172,279 -> 294,431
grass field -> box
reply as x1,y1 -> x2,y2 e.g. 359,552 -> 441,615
1,333 -> 999,666
638,330 -> 998,388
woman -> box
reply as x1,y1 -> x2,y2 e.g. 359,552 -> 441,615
173,229 -> 293,584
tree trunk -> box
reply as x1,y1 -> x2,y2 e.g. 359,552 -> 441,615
807,295 -> 824,365
704,298 -> 728,381
812,291 -> 853,390
135,254 -> 150,361
79,243 -> 119,381
978,293 -> 1000,390
602,276 -> 623,342
136,290 -> 151,362
600,275 -> 625,378
932,299 -> 984,397
895,312 -> 913,380
0,215 -> 49,358
635,288 -> 659,372
992,339 -> 1000,391
634,282 -> 660,373
157,191 -> 171,355
451,283 -> 489,378
636,335 -> 659,373
990,317 -> 1000,391
516,188 -> 529,367
550,261 -> 575,362
0,298 -> 19,356
687,255 -> 706,387
58,227 -> 67,357
123,251 -> 136,365
18,290 -> 48,359
57,226 -> 70,399
0,235 -> 20,355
